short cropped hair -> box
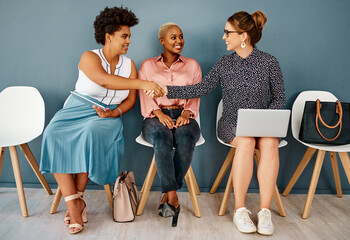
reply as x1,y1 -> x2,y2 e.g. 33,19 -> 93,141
158,22 -> 179,39
94,6 -> 139,45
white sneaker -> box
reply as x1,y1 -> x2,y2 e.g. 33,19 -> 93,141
257,208 -> 274,235
233,207 -> 257,233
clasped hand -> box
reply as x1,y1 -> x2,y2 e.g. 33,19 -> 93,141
144,82 -> 168,98
157,112 -> 190,129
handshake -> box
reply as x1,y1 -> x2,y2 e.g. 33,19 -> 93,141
143,81 -> 168,98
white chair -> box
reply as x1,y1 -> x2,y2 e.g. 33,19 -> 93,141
209,99 -> 287,216
282,91 -> 350,218
135,115 -> 205,217
0,86 -> 52,217
49,94 -> 114,214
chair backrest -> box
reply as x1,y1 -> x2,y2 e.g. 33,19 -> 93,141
216,99 -> 223,133
216,99 -> 231,146
0,86 -> 45,147
291,91 -> 337,140
136,114 -> 205,147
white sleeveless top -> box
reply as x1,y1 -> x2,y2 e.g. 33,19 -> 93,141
75,49 -> 131,105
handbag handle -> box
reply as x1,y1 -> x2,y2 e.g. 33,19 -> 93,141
315,99 -> 343,141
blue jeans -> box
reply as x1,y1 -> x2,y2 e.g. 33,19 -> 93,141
142,109 -> 200,193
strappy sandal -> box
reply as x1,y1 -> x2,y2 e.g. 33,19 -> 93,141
64,191 -> 86,226
64,193 -> 87,234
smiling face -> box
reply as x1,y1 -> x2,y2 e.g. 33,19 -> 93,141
222,21 -> 245,51
160,26 -> 184,55
107,25 -> 131,55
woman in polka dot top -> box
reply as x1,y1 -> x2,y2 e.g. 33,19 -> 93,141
166,11 -> 285,235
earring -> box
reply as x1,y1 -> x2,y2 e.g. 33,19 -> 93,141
241,41 -> 246,48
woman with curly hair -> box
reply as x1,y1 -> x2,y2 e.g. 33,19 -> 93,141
39,7 -> 164,234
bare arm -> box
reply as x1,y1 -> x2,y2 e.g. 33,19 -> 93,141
93,58 -> 137,118
115,62 -> 137,116
78,51 -> 164,95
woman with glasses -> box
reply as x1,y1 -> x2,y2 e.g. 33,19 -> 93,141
139,22 -> 201,227
163,11 -> 285,235
39,7 -> 165,234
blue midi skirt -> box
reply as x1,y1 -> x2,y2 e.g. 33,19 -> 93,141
39,93 -> 124,185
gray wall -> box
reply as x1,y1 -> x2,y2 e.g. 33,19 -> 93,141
1,0 -> 350,193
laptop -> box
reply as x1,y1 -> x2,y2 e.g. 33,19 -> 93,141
235,109 -> 291,137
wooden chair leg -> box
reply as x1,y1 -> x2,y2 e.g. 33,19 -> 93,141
19,143 -> 52,195
50,186 -> 62,214
0,147 -> 5,176
338,152 -> 350,185
218,169 -> 233,216
329,152 -> 342,198
104,183 -> 113,212
9,146 -> 28,217
185,170 -> 201,217
188,166 -> 200,195
302,150 -> 325,219
283,147 -> 317,196
136,155 -> 157,216
210,148 -> 235,194
254,150 -> 286,217
273,185 -> 286,217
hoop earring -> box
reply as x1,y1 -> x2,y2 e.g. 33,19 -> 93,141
241,41 -> 246,48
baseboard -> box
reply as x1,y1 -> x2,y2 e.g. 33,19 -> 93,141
1,182 -> 350,194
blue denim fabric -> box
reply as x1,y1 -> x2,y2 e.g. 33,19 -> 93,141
142,109 -> 200,193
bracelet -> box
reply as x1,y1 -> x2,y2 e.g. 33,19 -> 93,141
117,107 -> 122,117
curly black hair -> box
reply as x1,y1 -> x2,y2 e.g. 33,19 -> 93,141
94,6 -> 139,45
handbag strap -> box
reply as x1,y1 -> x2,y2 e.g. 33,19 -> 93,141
315,99 -> 343,141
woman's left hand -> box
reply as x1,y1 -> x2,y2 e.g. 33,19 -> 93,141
93,106 -> 116,118
175,114 -> 190,128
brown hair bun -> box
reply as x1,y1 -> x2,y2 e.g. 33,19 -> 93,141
252,11 -> 267,30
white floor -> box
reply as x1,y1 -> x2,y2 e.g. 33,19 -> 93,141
1,188 -> 350,240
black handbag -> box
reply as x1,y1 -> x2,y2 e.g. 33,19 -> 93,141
299,99 -> 350,145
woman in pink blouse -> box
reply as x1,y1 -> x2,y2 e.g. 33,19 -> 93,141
138,22 -> 201,227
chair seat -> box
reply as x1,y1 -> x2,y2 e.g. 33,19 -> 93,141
296,140 -> 350,152
136,132 -> 205,148
217,136 -> 288,148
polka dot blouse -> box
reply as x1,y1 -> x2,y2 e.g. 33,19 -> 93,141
167,47 -> 286,143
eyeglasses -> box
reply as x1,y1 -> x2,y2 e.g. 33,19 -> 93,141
224,29 -> 240,37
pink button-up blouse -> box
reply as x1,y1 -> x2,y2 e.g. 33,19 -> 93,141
138,54 -> 202,118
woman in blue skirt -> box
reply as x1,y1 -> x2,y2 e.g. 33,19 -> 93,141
39,7 -> 166,234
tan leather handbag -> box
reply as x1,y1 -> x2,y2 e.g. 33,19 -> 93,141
113,171 -> 139,222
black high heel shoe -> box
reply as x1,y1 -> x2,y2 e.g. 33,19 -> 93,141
161,202 -> 180,227
158,194 -> 167,216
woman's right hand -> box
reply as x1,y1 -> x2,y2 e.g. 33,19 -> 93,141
143,81 -> 167,98
153,110 -> 175,129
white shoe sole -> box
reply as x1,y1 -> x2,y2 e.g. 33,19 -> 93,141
257,227 -> 274,236
234,221 -> 256,233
